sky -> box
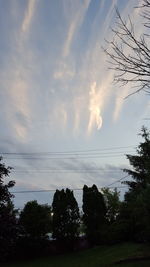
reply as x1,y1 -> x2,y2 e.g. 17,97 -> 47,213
0,0 -> 150,208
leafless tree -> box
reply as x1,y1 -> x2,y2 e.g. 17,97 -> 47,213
104,0 -> 150,97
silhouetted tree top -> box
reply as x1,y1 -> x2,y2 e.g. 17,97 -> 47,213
19,200 -> 52,239
104,1 -> 150,97
82,184 -> 106,245
123,126 -> 150,197
0,157 -> 17,261
52,188 -> 80,242
0,157 -> 15,204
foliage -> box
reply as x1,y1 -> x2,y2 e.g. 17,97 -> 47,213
101,187 -> 120,223
123,126 -> 150,198
0,157 -> 17,261
104,0 -> 150,96
52,188 -> 80,242
118,127 -> 150,241
82,184 -> 106,245
19,200 -> 52,240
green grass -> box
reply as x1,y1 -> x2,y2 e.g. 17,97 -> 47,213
3,242 -> 150,267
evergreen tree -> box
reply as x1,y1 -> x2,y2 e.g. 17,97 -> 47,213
52,188 -> 80,242
82,184 -> 106,245
123,126 -> 150,200
119,127 -> 150,241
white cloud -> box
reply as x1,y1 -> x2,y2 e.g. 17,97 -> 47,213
62,0 -> 91,57
88,82 -> 103,133
22,0 -> 36,33
53,62 -> 74,80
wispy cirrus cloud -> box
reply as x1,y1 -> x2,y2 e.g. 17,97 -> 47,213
0,0 -> 147,152
21,0 -> 36,33
3,0 -> 37,142
62,0 -> 91,58
52,0 -> 122,135
88,82 -> 103,133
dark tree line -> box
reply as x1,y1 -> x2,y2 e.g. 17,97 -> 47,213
1,127 -> 150,260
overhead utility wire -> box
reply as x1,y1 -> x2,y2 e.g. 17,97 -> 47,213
2,150 -> 136,157
12,167 -> 122,172
11,174 -> 129,194
12,170 -> 124,173
1,149 -> 136,160
0,145 -> 136,155
2,153 -> 135,160
11,186 -> 128,194
106,175 -> 129,187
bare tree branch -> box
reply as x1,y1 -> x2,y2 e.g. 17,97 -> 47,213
103,1 -> 150,96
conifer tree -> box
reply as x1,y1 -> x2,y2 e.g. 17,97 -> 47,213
123,126 -> 150,200
82,184 -> 106,245
52,188 -> 80,242
119,127 -> 150,241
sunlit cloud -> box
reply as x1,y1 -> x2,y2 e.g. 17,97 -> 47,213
88,82 -> 103,133
14,123 -> 27,142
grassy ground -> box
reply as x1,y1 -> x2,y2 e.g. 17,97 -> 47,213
3,242 -> 150,267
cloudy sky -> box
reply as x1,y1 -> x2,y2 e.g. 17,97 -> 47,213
0,0 -> 150,208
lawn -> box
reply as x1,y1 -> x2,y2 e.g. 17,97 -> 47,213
3,242 -> 150,267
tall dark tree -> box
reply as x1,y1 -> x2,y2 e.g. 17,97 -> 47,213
19,200 -> 52,240
104,1 -> 150,96
82,184 -> 106,245
123,126 -> 150,198
0,157 -> 17,261
52,188 -> 80,242
118,127 -> 150,241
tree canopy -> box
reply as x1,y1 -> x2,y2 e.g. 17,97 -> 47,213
101,187 -> 120,224
0,157 -> 17,260
117,127 -> 150,242
19,200 -> 52,240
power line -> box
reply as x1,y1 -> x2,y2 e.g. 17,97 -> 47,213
11,175 -> 129,194
0,145 -> 136,155
11,186 -> 128,194
106,175 -> 129,187
12,171 -> 124,174
1,147 -> 137,161
11,168 -> 125,174
11,169 -> 126,177
2,153 -> 135,160
3,150 -> 135,156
